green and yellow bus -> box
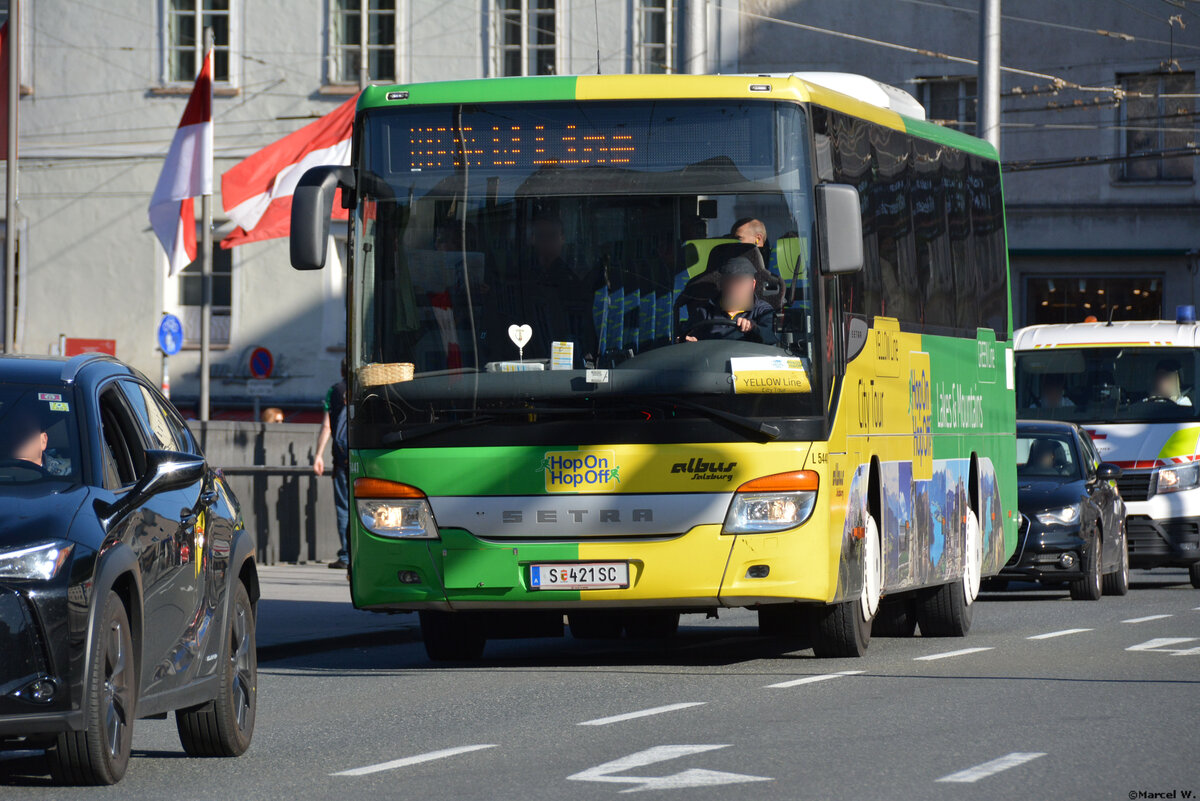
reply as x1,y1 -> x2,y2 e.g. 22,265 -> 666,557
290,73 -> 1017,659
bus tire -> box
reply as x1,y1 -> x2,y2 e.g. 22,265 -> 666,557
871,596 -> 917,637
915,581 -> 974,637
569,611 -> 624,640
962,509 -> 983,604
1189,561 -> 1200,589
1102,530 -> 1130,596
810,600 -> 871,657
624,611 -> 679,640
1069,532 -> 1103,601
419,611 -> 486,661
812,515 -> 881,657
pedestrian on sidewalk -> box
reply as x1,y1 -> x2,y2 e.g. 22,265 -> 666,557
314,359 -> 350,569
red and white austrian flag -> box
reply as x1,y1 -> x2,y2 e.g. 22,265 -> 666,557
220,93 -> 357,249
148,48 -> 213,277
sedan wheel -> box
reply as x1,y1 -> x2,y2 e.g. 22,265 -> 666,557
1102,529 -> 1130,596
176,581 -> 257,756
48,591 -> 135,785
1070,532 -> 1103,601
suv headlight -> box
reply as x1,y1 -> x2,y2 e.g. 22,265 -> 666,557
1035,505 -> 1080,526
0,541 -> 74,581
723,471 -> 818,534
354,478 -> 439,539
1157,464 -> 1200,494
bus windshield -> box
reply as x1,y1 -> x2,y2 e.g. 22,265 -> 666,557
1017,347 -> 1200,423
352,100 -> 820,431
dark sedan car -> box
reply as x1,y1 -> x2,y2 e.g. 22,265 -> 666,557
0,354 -> 257,784
998,420 -> 1129,600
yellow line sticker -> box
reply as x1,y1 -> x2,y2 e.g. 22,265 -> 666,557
731,357 -> 812,394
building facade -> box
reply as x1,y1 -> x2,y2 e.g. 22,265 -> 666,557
4,1 -> 1198,415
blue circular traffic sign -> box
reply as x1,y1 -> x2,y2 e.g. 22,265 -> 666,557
249,347 -> 274,379
157,314 -> 183,356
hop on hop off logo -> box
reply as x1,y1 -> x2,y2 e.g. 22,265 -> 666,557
539,450 -> 622,493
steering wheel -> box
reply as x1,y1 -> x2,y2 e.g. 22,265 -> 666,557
0,457 -> 48,476
682,316 -> 764,344
1145,395 -> 1175,404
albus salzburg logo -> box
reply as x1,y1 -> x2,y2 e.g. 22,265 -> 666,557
539,450 -> 622,493
671,457 -> 737,482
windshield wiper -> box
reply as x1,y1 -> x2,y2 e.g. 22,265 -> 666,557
627,398 -> 780,441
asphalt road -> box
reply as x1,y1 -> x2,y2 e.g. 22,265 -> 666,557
3,570 -> 1198,800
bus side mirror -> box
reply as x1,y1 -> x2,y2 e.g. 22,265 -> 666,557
815,183 -> 864,275
290,165 -> 356,271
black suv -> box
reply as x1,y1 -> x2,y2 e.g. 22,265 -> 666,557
0,354 -> 257,784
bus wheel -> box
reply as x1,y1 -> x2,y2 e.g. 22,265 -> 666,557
419,612 -> 486,661
915,580 -> 974,637
624,611 -> 680,640
811,515 -> 881,657
962,509 -> 983,604
872,595 -> 917,637
569,611 -> 624,640
1189,562 -> 1200,589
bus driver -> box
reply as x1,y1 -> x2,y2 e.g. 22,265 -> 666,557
683,257 -> 776,345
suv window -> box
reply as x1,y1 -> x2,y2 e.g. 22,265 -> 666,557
117,380 -> 193,453
98,387 -> 148,489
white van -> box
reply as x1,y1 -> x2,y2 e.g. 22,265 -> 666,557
1014,317 -> 1200,589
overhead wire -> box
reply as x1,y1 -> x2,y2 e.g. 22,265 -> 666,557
893,0 -> 1200,52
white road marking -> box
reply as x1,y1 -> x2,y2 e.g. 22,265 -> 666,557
579,702 -> 707,726
766,670 -> 864,689
936,752 -> 1046,783
1126,637 -> 1199,654
1171,646 -> 1200,656
567,744 -> 772,792
331,744 -> 497,777
914,647 -> 993,661
1026,628 -> 1092,640
1122,614 -> 1173,623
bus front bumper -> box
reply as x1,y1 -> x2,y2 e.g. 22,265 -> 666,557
348,522 -> 834,612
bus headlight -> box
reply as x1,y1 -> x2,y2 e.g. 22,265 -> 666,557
354,478 -> 439,539
723,471 -> 818,534
1157,464 -> 1200,494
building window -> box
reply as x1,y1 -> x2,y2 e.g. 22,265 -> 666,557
636,0 -> 674,74
178,246 -> 233,346
165,0 -> 235,85
1118,72 -> 1195,183
496,0 -> 557,77
330,0 -> 397,85
1025,276 -> 1162,326
916,77 -> 977,132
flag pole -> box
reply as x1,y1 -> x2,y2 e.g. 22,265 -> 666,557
199,27 -> 213,421
4,0 -> 18,354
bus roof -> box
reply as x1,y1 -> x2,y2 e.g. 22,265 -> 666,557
1014,321 -> 1200,350
357,73 -> 998,161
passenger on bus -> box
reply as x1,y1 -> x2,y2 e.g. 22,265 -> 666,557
1149,359 -> 1192,406
683,257 -> 776,345
731,217 -> 769,267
